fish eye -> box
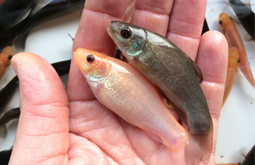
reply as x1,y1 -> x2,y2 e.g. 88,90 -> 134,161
87,54 -> 95,63
238,58 -> 240,63
229,17 -> 233,21
219,20 -> 223,25
8,55 -> 12,60
121,27 -> 132,39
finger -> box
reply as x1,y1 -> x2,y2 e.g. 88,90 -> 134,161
131,0 -> 173,36
167,0 -> 207,60
68,0 -> 130,102
196,31 -> 228,153
9,53 -> 69,164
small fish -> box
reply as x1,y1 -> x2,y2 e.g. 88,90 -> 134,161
51,59 -> 71,77
15,0 -> 85,50
74,48 -> 207,165
0,75 -> 19,137
0,46 -> 14,82
219,12 -> 255,88
0,107 -> 20,126
223,48 -> 240,105
0,107 -> 20,137
0,15 -> 30,50
0,0 -> 37,32
228,0 -> 255,41
107,21 -> 213,163
0,75 -> 19,115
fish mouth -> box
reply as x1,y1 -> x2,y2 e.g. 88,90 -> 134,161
106,25 -> 122,48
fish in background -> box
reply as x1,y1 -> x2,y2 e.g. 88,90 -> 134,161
74,48 -> 208,165
0,76 -> 19,137
107,21 -> 213,164
0,0 -> 37,32
15,0 -> 85,51
0,17 -> 31,51
0,46 -> 14,82
223,48 -> 240,105
0,107 -> 20,136
228,0 -> 255,41
0,0 -> 85,51
219,12 -> 255,89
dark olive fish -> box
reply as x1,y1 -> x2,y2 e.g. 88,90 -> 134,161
0,0 -> 37,32
51,59 -> 71,77
0,148 -> 12,165
107,21 -> 213,163
0,76 -> 19,116
201,18 -> 209,36
0,17 -> 29,51
15,0 -> 85,50
241,145 -> 255,165
228,0 -> 255,41
0,75 -> 18,137
0,107 -> 20,127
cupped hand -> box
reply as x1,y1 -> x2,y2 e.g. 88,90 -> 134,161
9,0 -> 228,164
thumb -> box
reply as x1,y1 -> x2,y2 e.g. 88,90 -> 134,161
9,53 -> 69,165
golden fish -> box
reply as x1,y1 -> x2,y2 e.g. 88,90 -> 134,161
74,48 -> 206,165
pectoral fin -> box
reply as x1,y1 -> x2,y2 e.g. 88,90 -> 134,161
188,57 -> 203,83
192,61 -> 203,83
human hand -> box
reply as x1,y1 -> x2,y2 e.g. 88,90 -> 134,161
9,0 -> 228,165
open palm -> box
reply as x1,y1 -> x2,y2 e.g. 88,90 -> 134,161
9,0 -> 228,164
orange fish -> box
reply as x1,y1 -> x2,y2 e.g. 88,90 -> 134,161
0,46 -> 14,82
219,12 -> 255,89
74,48 -> 208,165
223,48 -> 240,105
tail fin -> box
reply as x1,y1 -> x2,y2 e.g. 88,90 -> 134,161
184,130 -> 213,165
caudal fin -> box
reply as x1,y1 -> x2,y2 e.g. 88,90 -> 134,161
184,130 -> 213,165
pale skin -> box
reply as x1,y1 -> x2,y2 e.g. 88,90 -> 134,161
9,0 -> 228,164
